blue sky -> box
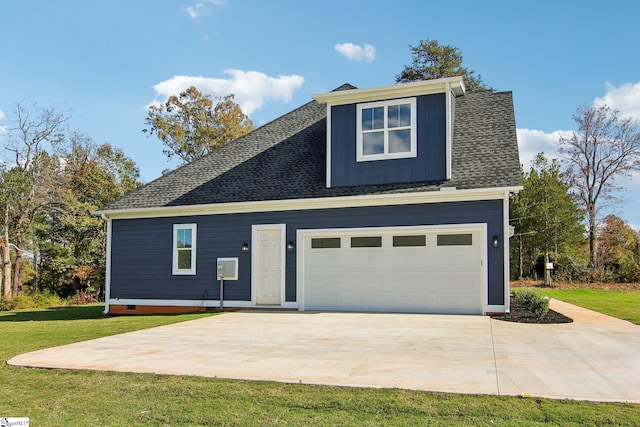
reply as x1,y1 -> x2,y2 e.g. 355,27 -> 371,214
1,0 -> 639,229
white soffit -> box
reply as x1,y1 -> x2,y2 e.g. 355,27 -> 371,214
312,76 -> 466,106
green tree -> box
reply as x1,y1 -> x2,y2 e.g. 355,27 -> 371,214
396,39 -> 491,92
143,87 -> 254,164
1,102 -> 140,303
598,214 -> 640,282
511,154 -> 586,283
37,134 -> 140,298
559,104 -> 640,270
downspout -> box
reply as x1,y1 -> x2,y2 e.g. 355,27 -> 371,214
101,214 -> 112,315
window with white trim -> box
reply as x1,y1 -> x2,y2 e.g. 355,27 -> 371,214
173,224 -> 197,275
357,97 -> 417,161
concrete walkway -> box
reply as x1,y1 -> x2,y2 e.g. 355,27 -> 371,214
8,300 -> 640,403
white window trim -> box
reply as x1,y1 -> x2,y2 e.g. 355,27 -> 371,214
173,223 -> 197,275
356,97 -> 417,162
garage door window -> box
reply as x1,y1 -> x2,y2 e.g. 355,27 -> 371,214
351,236 -> 382,248
437,233 -> 473,246
393,235 -> 426,247
311,237 -> 341,249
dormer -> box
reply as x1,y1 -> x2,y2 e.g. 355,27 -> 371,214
313,76 -> 465,188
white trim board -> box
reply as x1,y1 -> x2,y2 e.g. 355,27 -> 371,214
325,104 -> 332,188
103,218 -> 112,315
296,223 -> 490,314
96,186 -> 522,220
107,298 -> 298,310
312,76 -> 465,106
251,224 -> 287,306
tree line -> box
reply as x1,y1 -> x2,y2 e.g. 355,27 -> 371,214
0,103 -> 141,304
1,39 -> 639,307
0,90 -> 255,306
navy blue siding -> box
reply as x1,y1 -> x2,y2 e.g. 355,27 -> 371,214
110,199 -> 506,306
330,93 -> 447,187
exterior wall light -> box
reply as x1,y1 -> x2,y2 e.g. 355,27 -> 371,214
492,236 -> 499,248
242,243 -> 249,253
287,241 -> 295,252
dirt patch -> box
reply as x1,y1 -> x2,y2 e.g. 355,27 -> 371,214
491,296 -> 573,324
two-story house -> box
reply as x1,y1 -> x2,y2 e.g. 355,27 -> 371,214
96,76 -> 522,315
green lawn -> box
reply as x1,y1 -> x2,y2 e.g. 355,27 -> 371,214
1,305 -> 639,426
538,289 -> 640,325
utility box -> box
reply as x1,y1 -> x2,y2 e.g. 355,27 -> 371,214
217,257 -> 239,280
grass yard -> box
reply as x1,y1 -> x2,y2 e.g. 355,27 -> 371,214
545,289 -> 640,325
513,281 -> 640,325
1,305 -> 639,426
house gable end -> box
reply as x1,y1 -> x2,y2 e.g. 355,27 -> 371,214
313,77 -> 464,189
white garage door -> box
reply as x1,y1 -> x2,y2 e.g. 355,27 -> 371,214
301,226 -> 485,314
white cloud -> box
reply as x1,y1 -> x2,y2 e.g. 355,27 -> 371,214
593,81 -> 640,188
516,128 -> 570,169
150,69 -> 305,116
517,127 -> 640,187
516,79 -> 640,170
0,109 -> 6,134
594,82 -> 640,121
334,43 -> 376,63
185,0 -> 226,19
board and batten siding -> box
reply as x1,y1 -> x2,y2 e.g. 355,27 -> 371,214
329,93 -> 447,188
109,199 -> 505,306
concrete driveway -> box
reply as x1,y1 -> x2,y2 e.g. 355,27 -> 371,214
8,300 -> 640,403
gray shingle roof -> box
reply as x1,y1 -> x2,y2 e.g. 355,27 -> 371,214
99,88 -> 521,212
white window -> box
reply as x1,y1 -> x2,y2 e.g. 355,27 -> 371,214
356,97 -> 417,162
173,224 -> 197,275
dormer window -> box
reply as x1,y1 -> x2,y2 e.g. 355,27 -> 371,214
356,97 -> 417,162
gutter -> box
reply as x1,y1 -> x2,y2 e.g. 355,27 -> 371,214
94,186 -> 524,220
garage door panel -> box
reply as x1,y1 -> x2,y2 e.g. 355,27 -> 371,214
303,228 -> 484,314
390,251 -> 432,272
306,252 -> 341,271
350,253 -> 389,272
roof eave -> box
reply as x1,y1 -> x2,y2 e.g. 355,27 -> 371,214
94,185 -> 522,220
312,76 -> 465,106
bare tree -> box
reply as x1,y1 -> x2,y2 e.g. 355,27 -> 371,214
559,104 -> 640,269
1,102 -> 69,296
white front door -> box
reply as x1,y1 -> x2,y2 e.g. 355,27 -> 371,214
253,225 -> 285,305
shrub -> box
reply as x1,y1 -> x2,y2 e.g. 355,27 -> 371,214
66,291 -> 98,305
513,288 -> 549,318
0,289 -> 65,311
555,253 -> 589,283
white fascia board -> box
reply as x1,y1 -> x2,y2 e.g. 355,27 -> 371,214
95,186 -> 523,220
313,77 -> 465,106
